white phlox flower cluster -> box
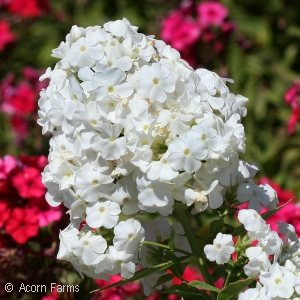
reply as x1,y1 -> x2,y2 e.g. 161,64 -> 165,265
38,18 -> 279,284
237,209 -> 300,299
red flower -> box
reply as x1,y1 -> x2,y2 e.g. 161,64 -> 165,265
12,166 -> 45,199
9,82 -> 37,114
0,21 -> 15,51
11,115 -> 29,138
8,0 -> 42,18
5,207 -> 39,244
20,154 -> 48,170
0,200 -> 11,228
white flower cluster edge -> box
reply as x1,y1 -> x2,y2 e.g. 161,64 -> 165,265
237,210 -> 300,300
37,18 -> 286,296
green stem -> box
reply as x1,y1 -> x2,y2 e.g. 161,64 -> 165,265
224,271 -> 232,287
174,207 -> 218,300
140,241 -> 192,256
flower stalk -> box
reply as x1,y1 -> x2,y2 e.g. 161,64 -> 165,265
174,206 -> 217,300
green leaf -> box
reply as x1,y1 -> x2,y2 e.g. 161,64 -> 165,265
211,266 -> 226,282
162,284 -> 205,297
184,295 -> 211,300
232,199 -> 294,237
188,280 -> 220,292
154,274 -> 174,288
260,198 -> 294,220
91,256 -> 187,293
217,277 -> 257,300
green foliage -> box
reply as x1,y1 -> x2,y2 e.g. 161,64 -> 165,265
217,277 -> 257,300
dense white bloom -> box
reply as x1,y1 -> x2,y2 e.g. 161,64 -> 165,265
38,19 -> 272,284
204,233 -> 235,264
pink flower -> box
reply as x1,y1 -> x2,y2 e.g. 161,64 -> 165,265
0,72 -> 15,114
197,1 -> 228,28
287,108 -> 300,135
0,155 -> 18,179
0,21 -> 15,51
37,208 -> 62,227
284,81 -> 300,134
5,207 -> 39,244
95,274 -> 142,299
41,285 -> 58,300
285,81 -> 300,109
161,1 -> 200,51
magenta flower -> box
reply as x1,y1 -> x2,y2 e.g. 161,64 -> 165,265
161,2 -> 200,51
0,21 -> 15,51
197,1 -> 228,28
284,81 -> 300,134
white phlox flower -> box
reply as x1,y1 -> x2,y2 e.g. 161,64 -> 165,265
72,231 -> 107,265
135,63 -> 177,103
204,233 -> 235,264
57,226 -> 79,259
86,200 -> 121,229
75,163 -> 114,202
67,37 -> 104,69
113,219 -> 145,254
104,246 -> 136,279
259,263 -> 295,298
167,131 -> 208,174
90,123 -> 127,160
92,67 -> 134,100
238,209 -> 266,233
237,183 -> 273,212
